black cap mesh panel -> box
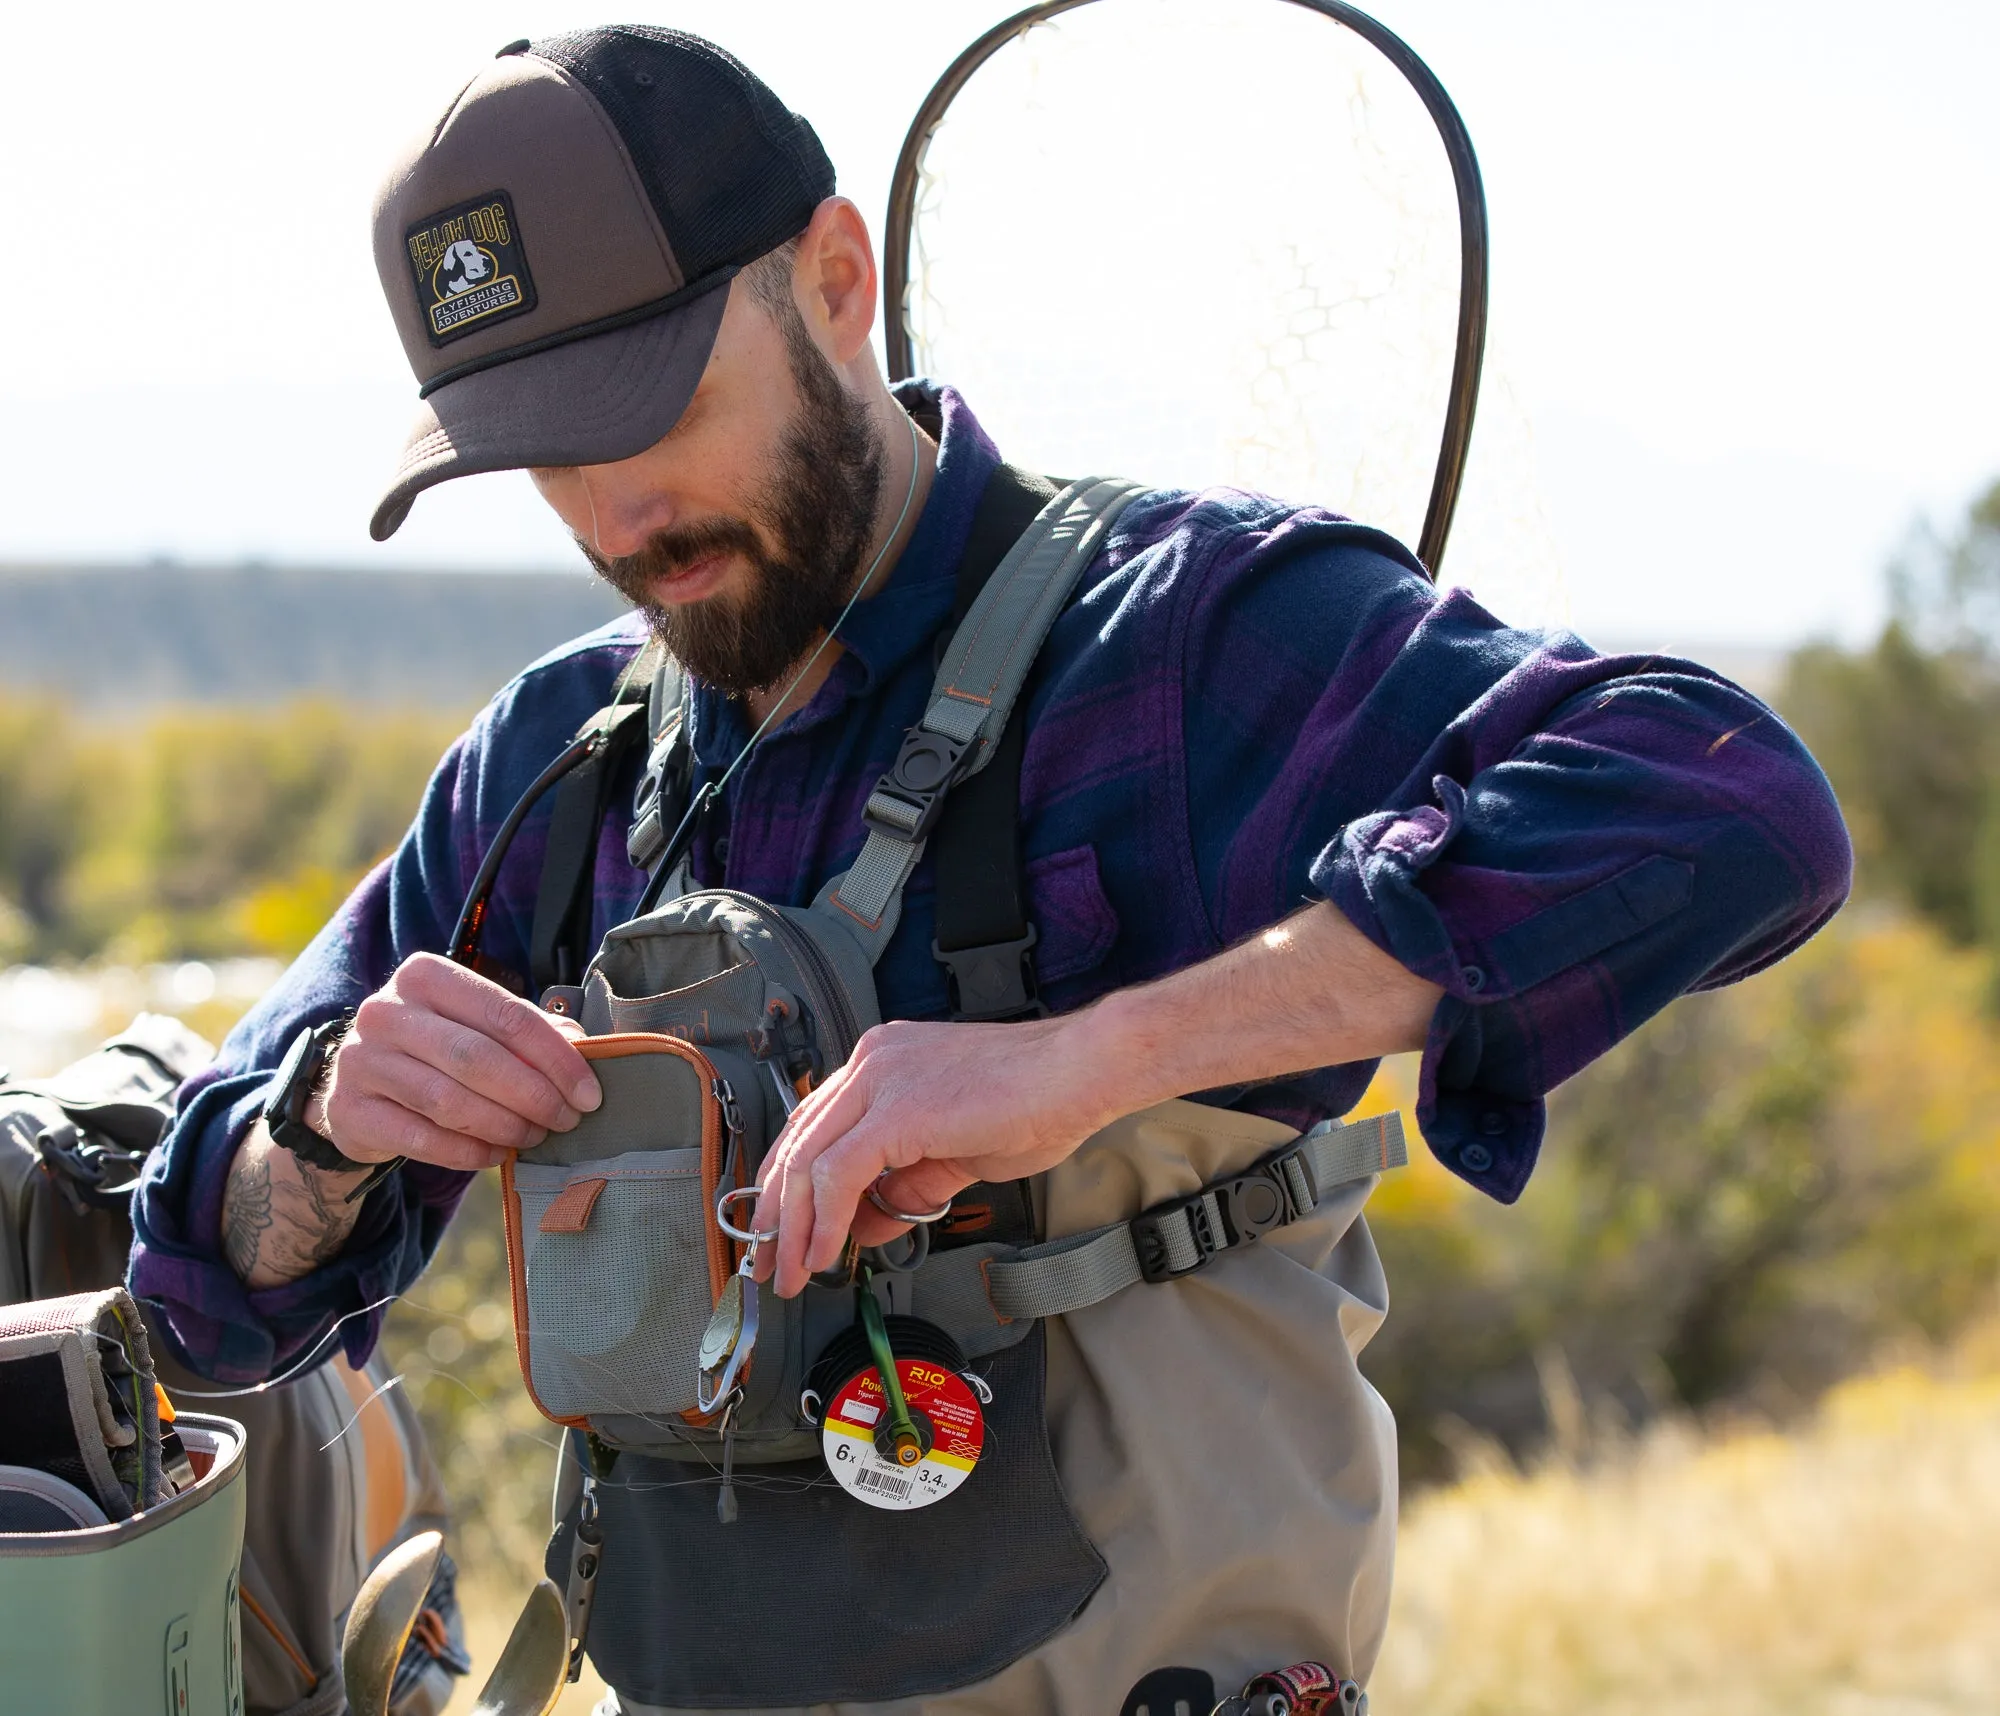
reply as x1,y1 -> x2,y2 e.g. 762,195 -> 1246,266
533,27 -> 835,278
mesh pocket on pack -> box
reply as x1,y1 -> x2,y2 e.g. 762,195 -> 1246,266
513,1151 -> 714,1424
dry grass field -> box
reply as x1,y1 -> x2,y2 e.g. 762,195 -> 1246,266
1372,1333 -> 2000,1716
452,1329 -> 2000,1715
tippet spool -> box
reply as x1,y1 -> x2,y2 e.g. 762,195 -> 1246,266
809,1316 -> 986,1512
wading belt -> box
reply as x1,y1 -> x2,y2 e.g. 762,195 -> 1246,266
898,1110 -> 1408,1359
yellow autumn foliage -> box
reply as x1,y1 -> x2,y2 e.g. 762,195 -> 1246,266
1363,909 -> 2000,1479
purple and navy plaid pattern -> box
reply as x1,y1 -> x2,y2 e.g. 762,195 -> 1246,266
131,383 -> 1851,1383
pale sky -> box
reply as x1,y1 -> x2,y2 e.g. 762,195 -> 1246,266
3,0 -> 1995,647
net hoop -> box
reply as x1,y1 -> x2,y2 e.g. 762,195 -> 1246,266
882,0 -> 1489,578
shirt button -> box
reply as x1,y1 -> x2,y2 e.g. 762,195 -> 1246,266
1460,1142 -> 1494,1173
1461,965 -> 1487,992
712,835 -> 731,865
1478,1109 -> 1508,1136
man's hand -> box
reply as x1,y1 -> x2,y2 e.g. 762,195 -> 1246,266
220,953 -> 602,1289
317,953 -> 602,1170
751,1014 -> 1123,1295
750,901 -> 1444,1298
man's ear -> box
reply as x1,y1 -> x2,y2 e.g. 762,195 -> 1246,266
792,196 -> 877,367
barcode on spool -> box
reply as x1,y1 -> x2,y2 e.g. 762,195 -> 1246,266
855,1465 -> 912,1500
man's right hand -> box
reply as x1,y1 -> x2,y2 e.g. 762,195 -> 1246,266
315,953 -> 604,1170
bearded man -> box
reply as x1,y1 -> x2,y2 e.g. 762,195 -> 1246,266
133,25 -> 1851,1716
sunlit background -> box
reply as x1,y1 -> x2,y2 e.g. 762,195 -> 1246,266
4,5 -> 1999,1711
5,0 -> 1995,643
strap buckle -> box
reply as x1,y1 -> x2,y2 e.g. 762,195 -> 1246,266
33,1121 -> 147,1215
932,925 -> 1044,1022
863,726 -> 974,843
626,719 -> 690,871
1128,1139 -> 1319,1284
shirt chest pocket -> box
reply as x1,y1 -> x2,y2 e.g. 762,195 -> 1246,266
1026,844 -> 1120,997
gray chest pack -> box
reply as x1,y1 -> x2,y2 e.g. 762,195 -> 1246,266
465,469 -> 1408,1709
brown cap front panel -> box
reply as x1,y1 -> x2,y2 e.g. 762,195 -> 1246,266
372,56 -> 685,389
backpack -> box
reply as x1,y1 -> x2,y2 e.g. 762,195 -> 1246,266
460,465 -> 1410,1709
0,1013 -> 468,1716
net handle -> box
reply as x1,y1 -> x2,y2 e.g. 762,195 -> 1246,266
882,0 -> 1489,579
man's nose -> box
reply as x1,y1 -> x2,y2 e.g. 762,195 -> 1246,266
576,466 -> 674,559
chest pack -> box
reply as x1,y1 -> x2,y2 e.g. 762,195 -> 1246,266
459,466 -> 1408,1709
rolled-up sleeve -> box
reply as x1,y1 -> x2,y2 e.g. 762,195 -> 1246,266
1181,512 -> 1852,1201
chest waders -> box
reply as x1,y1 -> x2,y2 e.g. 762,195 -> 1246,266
454,466 -> 1407,1709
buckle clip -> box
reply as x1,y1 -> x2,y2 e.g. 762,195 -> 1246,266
1128,1139 -> 1317,1284
863,726 -> 974,843
626,723 -> 691,871
932,925 -> 1044,1022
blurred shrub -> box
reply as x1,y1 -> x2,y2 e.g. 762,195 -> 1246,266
1782,477 -> 2000,961
1364,911 -> 2000,1482
377,1173 -> 563,1586
0,696 -> 87,953
0,695 -> 462,961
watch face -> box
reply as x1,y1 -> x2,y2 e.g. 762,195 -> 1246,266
266,1027 -> 316,1125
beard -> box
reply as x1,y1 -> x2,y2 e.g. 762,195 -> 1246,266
583,321 -> 885,696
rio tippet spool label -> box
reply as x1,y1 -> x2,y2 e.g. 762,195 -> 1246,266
821,1358 -> 985,1510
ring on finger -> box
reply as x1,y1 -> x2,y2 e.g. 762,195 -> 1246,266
865,1172 -> 953,1226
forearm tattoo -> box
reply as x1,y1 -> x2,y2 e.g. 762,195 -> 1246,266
222,1130 -> 365,1290
221,1150 -> 275,1281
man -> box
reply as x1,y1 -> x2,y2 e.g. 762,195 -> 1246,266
133,24 -> 1851,1714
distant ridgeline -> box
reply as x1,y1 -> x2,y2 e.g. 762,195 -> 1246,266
0,562 -> 629,707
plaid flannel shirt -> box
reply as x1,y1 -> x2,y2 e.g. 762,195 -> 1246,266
132,382 -> 1852,1383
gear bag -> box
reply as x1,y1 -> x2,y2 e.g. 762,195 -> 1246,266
473,470 -> 1409,1708
0,1015 -> 468,1716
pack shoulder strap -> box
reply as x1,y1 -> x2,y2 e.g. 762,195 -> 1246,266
527,640 -> 665,995
816,475 -> 1148,961
930,465 -> 1059,1019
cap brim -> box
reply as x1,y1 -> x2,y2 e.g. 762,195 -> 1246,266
369,278 -> 731,541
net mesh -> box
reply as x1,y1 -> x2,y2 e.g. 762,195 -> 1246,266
898,0 -> 1568,629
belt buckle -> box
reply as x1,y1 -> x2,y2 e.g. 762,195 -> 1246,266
1127,1140 -> 1313,1285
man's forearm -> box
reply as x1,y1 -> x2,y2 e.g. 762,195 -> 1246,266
221,1119 -> 371,1291
1064,900 -> 1441,1117
755,898 -> 1445,1291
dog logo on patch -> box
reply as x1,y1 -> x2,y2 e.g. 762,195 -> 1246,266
405,190 -> 537,347
438,239 -> 493,295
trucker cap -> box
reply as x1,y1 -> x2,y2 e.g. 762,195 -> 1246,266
368,27 -> 834,540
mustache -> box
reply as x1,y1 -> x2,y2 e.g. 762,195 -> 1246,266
580,516 -> 765,597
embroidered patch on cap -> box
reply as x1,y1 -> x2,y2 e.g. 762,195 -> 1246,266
405,191 -> 537,347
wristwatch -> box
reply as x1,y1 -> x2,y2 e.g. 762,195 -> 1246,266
263,1019 -> 364,1173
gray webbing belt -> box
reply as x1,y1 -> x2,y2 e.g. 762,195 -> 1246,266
910,1112 -> 1407,1357
815,476 -> 1148,959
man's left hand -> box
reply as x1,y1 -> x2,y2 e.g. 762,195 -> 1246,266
748,901 -> 1442,1299
749,1011 -> 1119,1297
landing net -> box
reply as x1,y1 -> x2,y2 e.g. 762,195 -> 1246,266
892,0 -> 1567,628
